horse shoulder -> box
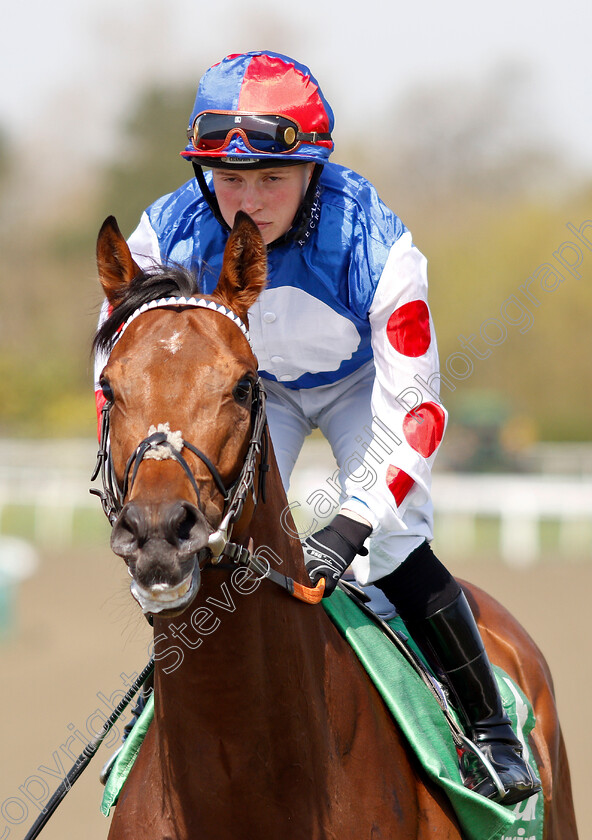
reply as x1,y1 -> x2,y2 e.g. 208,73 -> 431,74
317,610 -> 463,838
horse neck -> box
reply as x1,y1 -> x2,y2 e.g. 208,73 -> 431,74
242,445 -> 310,584
152,459 -> 331,747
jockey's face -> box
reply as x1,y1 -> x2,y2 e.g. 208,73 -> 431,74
211,163 -> 315,245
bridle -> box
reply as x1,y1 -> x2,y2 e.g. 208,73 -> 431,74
90,295 -> 323,603
91,376 -> 268,553
91,296 -> 268,548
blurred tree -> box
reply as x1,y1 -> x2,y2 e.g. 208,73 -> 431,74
342,62 -> 565,231
0,83 -> 198,437
97,84 -> 195,237
0,125 -> 9,185
0,125 -> 15,231
423,186 -> 592,444
49,82 -> 196,262
392,64 -> 559,200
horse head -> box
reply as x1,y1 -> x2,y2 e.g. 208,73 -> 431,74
95,212 -> 267,616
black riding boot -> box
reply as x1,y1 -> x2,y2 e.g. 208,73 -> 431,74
375,543 -> 541,805
406,590 -> 541,804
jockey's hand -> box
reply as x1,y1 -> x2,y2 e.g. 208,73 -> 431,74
302,514 -> 372,597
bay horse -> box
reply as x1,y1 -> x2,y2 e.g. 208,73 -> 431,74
94,212 -> 578,839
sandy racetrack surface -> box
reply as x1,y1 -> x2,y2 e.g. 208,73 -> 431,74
1,545 -> 586,839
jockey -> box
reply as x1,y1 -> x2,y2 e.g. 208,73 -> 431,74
96,51 -> 539,805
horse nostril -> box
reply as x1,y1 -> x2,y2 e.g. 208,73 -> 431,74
111,503 -> 147,558
165,502 -> 199,547
110,500 -> 209,563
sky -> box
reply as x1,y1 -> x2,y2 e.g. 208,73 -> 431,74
1,0 -> 591,184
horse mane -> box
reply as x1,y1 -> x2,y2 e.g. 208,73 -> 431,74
93,263 -> 202,355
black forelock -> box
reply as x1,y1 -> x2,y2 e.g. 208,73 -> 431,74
93,263 -> 202,356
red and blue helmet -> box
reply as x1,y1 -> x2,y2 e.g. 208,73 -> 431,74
181,51 -> 334,168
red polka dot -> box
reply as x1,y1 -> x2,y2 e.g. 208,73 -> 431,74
386,300 -> 431,357
403,402 -> 446,457
386,465 -> 415,506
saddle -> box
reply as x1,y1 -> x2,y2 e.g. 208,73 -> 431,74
338,579 -> 494,774
324,581 -> 544,840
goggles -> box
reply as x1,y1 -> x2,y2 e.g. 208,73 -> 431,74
187,111 -> 332,155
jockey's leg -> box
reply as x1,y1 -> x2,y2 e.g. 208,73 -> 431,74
259,378 -> 314,492
374,541 -> 541,805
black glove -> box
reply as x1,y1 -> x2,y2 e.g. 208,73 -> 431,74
302,514 -> 372,597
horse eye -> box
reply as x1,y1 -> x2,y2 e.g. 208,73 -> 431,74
233,377 -> 253,404
100,378 -> 114,402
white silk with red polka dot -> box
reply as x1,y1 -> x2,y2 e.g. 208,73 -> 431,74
343,230 -> 448,536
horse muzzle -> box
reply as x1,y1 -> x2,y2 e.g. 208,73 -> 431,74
129,561 -> 202,616
111,499 -> 211,615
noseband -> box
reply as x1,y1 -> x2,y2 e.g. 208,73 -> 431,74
90,296 -> 269,551
123,423 -> 229,507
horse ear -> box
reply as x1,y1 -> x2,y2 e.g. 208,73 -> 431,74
212,211 -> 267,323
96,216 -> 140,307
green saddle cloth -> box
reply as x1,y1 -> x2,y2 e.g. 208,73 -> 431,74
102,588 -> 543,840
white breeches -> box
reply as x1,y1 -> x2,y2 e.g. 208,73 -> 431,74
263,361 -> 433,585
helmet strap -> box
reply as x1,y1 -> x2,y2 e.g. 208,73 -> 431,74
192,162 -> 231,232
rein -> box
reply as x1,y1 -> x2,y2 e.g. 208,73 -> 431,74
90,295 -> 324,604
22,657 -> 155,840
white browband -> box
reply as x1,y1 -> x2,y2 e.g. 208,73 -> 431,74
112,296 -> 253,350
